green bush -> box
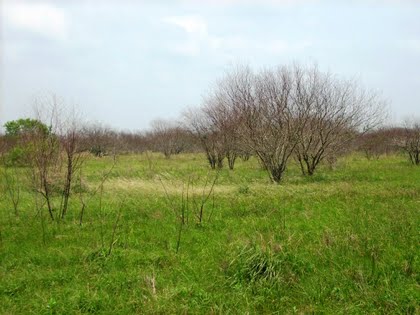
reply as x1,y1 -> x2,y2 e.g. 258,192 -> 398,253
3,146 -> 28,166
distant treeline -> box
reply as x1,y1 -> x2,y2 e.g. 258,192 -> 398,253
1,63 -> 419,184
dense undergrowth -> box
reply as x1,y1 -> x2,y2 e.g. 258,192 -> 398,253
0,153 -> 419,314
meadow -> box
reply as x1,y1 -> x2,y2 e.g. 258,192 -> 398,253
0,153 -> 419,314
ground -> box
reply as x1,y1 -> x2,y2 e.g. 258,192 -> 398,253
0,153 -> 419,314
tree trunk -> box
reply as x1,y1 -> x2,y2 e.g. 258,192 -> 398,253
61,154 -> 73,219
227,153 -> 236,170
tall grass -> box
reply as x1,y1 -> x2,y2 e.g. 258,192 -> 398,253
0,153 -> 418,313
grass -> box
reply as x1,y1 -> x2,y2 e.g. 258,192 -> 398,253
0,153 -> 419,314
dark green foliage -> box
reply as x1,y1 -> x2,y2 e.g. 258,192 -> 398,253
4,118 -> 50,137
3,118 -> 51,166
3,147 -> 26,166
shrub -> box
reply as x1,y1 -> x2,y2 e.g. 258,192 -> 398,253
3,146 -> 27,166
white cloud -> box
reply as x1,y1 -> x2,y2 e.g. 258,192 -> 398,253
162,15 -> 208,37
162,15 -> 209,56
162,15 -> 312,57
3,3 -> 68,40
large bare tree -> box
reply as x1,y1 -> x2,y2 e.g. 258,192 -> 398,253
210,65 -> 304,182
402,119 -> 420,165
200,63 -> 386,182
292,65 -> 386,175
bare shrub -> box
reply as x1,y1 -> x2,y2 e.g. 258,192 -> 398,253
159,171 -> 218,253
357,128 -> 392,160
82,123 -> 117,157
58,108 -> 86,219
183,108 -> 226,169
29,95 -> 84,220
401,119 -> 420,165
202,96 -> 242,170
149,119 -> 191,158
30,104 -> 61,220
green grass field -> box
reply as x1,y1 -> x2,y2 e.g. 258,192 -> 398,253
0,153 -> 419,314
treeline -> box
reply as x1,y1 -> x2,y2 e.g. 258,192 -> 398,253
2,120 -> 417,165
0,120 -> 198,160
1,63 -> 420,185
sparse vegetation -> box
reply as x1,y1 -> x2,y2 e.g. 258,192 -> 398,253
2,0 -> 419,311
185,63 -> 385,182
0,152 -> 419,314
402,119 -> 420,165
0,69 -> 417,314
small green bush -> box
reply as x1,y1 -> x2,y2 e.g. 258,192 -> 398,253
3,146 -> 28,166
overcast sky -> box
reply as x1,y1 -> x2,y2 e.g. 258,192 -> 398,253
1,0 -> 419,131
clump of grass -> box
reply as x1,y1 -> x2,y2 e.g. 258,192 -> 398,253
237,184 -> 250,195
227,242 -> 310,288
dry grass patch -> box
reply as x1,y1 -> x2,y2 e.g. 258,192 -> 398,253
102,177 -> 236,196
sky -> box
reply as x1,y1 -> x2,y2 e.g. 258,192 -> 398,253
1,0 -> 420,131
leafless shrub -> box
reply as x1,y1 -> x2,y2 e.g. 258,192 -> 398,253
183,108 -> 226,169
357,128 -> 392,160
401,119 -> 420,165
115,131 -> 144,154
29,99 -> 62,220
58,108 -> 87,219
202,96 -> 242,170
29,95 -> 84,220
82,123 -> 117,157
149,119 -> 191,158
159,177 -> 190,253
159,171 -> 218,253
